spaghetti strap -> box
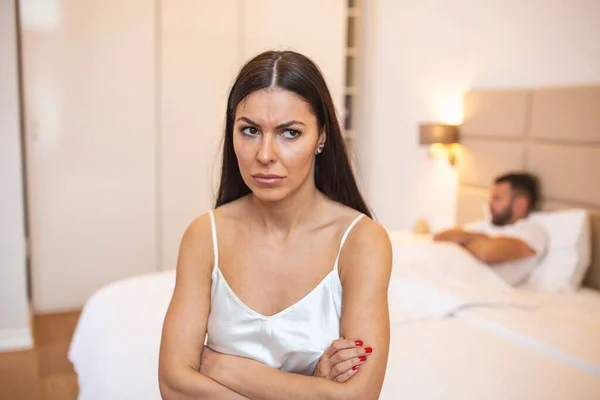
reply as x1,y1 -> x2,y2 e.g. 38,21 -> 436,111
209,210 -> 219,271
333,214 -> 365,270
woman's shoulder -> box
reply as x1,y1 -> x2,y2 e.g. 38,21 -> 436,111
333,204 -> 392,272
347,215 -> 390,250
173,212 -> 217,278
179,198 -> 248,269
180,212 -> 214,258
323,200 -> 390,254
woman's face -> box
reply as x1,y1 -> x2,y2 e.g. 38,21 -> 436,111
233,88 -> 325,203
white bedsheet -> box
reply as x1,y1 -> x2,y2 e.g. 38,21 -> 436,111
381,319 -> 600,400
456,289 -> 600,375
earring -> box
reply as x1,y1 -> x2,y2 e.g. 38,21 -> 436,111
315,146 -> 324,155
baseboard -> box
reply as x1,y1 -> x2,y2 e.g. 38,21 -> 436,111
0,328 -> 33,352
34,304 -> 82,315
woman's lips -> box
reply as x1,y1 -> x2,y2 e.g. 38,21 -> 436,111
252,174 -> 285,186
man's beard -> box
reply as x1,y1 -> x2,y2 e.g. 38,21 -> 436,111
491,207 -> 513,226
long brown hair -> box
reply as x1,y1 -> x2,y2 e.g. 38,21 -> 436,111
215,50 -> 372,218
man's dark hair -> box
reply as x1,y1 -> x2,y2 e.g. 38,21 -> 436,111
495,173 -> 540,213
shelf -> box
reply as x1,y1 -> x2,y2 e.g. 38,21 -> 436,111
345,86 -> 359,96
347,7 -> 361,18
345,2 -> 361,153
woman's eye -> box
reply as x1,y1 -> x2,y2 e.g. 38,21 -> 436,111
282,129 -> 301,139
242,127 -> 259,136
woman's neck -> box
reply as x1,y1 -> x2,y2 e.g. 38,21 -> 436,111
248,182 -> 324,237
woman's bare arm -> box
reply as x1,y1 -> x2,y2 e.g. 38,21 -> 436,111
334,218 -> 392,399
158,214 -> 249,400
198,218 -> 393,400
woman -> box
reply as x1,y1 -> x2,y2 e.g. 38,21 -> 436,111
159,50 -> 392,400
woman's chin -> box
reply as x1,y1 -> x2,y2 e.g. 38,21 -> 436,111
250,186 -> 289,203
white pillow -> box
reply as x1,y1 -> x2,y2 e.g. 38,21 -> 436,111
527,209 -> 591,293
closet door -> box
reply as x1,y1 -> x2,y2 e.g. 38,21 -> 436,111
159,0 -> 240,270
241,0 -> 346,111
20,0 -> 157,311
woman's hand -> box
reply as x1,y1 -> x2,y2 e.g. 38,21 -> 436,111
313,338 -> 373,382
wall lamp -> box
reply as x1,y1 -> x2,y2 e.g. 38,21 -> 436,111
419,123 -> 460,166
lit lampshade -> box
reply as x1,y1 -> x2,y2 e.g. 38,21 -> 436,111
419,124 -> 460,145
418,123 -> 460,165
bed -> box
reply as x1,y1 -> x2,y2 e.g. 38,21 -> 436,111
68,239 -> 600,400
68,85 -> 600,399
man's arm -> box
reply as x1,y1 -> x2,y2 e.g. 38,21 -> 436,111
464,236 -> 536,265
435,228 -> 536,265
433,228 -> 486,245
199,218 -> 392,400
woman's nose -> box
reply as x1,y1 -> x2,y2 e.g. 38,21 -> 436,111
257,134 -> 276,164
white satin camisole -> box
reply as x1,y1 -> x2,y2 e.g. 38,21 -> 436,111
206,211 -> 364,375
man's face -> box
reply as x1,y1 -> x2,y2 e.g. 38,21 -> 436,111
489,182 -> 514,226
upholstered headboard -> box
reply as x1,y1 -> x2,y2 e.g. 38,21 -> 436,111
455,85 -> 600,290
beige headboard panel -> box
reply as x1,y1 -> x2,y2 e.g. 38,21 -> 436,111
456,85 -> 600,290
530,87 -> 600,143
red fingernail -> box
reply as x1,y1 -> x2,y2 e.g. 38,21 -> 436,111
352,365 -> 359,371
355,340 -> 363,346
359,356 -> 367,362
365,347 -> 373,354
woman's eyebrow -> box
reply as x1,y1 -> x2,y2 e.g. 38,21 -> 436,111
235,117 -> 306,129
275,120 -> 306,129
236,116 -> 261,127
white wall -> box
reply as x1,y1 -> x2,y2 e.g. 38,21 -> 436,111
0,0 -> 32,351
359,0 -> 600,231
241,0 -> 346,111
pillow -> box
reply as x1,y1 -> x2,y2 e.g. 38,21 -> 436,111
526,209 -> 591,293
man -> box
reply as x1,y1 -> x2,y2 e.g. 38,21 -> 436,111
434,173 -> 547,285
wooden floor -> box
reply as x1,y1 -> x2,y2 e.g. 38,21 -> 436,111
0,312 -> 80,400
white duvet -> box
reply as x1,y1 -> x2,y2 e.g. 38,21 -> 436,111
389,236 -> 600,375
389,238 -> 536,322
